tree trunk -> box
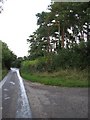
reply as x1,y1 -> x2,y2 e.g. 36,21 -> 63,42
62,27 -> 64,48
87,23 -> 90,41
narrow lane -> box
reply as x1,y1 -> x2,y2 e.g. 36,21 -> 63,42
24,80 -> 88,118
1,68 -> 32,118
0,68 -> 88,118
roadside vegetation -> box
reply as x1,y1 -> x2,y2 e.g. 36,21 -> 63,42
0,2 -> 90,87
2,68 -> 8,80
1,41 -> 16,80
0,40 -> 19,80
21,69 -> 88,87
20,2 -> 90,87
20,51 -> 89,87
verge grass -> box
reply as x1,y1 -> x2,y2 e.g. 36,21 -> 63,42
21,69 -> 88,87
1,69 -> 8,80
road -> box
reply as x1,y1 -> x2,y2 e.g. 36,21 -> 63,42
0,68 -> 32,119
0,68 -> 89,118
24,80 -> 88,118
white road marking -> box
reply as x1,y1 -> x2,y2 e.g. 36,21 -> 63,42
10,81 -> 15,85
4,97 -> 10,100
3,89 -> 8,91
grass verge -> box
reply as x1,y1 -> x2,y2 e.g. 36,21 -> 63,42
21,69 -> 88,87
1,69 -> 8,80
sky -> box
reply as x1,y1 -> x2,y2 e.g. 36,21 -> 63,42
0,0 -> 51,57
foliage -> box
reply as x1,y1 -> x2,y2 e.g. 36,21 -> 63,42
26,2 -> 90,73
27,2 -> 90,58
0,0 -> 7,13
20,2 -> 90,86
2,68 -> 8,80
12,57 -> 23,68
1,41 -> 17,70
21,60 -> 39,73
21,41 -> 89,73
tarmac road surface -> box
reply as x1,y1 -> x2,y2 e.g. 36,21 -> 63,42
0,68 -> 32,119
0,68 -> 89,118
24,80 -> 88,118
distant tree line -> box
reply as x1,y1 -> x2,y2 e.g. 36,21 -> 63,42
1,40 -> 23,70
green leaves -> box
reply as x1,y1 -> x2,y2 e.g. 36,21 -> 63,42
27,2 -> 90,71
2,41 -> 17,69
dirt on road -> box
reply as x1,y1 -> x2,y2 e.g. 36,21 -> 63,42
24,80 -> 88,118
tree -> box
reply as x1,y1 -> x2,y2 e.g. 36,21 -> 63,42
0,0 -> 7,13
2,41 -> 17,69
27,2 -> 90,71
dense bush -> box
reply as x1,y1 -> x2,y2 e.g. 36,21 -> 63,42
21,60 -> 38,73
21,56 -> 54,73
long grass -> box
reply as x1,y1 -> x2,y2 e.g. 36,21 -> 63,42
1,69 -> 8,80
21,69 -> 88,87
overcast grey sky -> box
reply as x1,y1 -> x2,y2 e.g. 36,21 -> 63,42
0,0 -> 51,57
